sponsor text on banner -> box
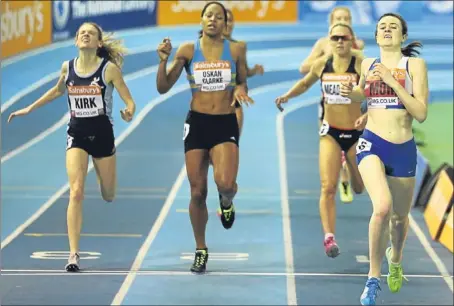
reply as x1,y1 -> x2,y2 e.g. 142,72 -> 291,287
157,0 -> 298,26
1,0 -> 52,59
52,0 -> 157,42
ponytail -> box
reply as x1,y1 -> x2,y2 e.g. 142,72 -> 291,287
198,30 -> 203,38
401,41 -> 422,57
97,31 -> 128,68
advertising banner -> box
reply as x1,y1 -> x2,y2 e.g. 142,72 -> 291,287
1,0 -> 52,59
52,0 -> 157,42
298,1 -> 453,24
157,1 -> 298,26
423,167 -> 453,242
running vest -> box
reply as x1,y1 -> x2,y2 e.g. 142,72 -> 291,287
364,57 -> 412,110
185,38 -> 236,93
65,57 -> 114,122
321,56 -> 359,105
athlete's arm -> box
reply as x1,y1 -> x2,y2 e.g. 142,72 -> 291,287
390,58 -> 429,123
343,58 -> 370,103
284,57 -> 324,99
232,41 -> 253,105
105,63 -> 136,117
7,62 -> 68,122
299,38 -> 325,74
28,61 -> 68,112
156,42 -> 191,94
355,111 -> 368,130
234,41 -> 249,92
237,41 -> 254,77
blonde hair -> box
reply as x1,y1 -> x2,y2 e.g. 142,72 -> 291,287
75,22 -> 128,68
329,23 -> 355,38
329,7 -> 352,25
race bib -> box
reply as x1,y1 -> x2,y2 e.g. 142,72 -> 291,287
356,138 -> 372,154
68,85 -> 104,118
322,82 -> 352,104
66,135 -> 74,149
367,97 -> 399,108
321,73 -> 357,105
193,60 -> 232,92
182,123 -> 190,140
365,68 -> 406,108
319,121 -> 330,136
324,93 -> 352,104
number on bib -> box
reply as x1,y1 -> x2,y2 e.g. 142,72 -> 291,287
66,135 -> 74,149
319,121 -> 329,136
356,138 -> 372,154
182,123 -> 190,140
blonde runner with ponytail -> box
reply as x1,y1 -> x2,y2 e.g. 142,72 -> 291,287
8,21 -> 137,273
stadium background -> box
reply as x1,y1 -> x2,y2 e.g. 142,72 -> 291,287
1,1 -> 453,305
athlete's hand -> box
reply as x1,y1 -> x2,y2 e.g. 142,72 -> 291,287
253,64 -> 265,75
372,63 -> 396,87
232,86 -> 254,107
7,107 -> 31,123
157,37 -> 172,61
354,113 -> 368,130
120,108 -> 133,122
275,95 -> 289,112
340,82 -> 354,97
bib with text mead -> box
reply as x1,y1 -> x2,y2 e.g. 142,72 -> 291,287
193,60 -> 232,92
68,85 -> 104,118
321,73 -> 358,104
365,68 -> 406,108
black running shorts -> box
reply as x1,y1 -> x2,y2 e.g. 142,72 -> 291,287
183,110 -> 239,153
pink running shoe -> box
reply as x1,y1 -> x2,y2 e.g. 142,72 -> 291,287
324,236 -> 340,258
